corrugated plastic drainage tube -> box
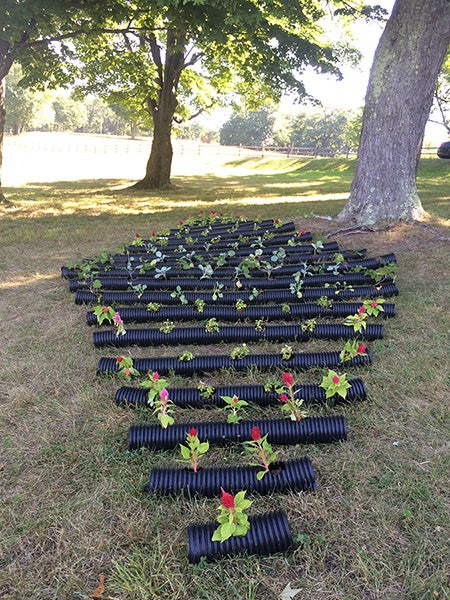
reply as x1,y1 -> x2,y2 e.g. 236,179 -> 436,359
93,323 -> 384,348
188,509 -> 292,564
91,302 -> 394,325
86,283 -> 398,306
115,377 -> 367,408
145,457 -> 316,497
97,349 -> 372,376
87,302 -> 395,325
72,271 -> 384,292
128,415 -> 347,450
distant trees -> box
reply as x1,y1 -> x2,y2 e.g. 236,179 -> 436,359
220,108 -> 275,147
220,107 -> 361,153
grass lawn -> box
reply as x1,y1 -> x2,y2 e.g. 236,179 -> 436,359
0,153 -> 449,599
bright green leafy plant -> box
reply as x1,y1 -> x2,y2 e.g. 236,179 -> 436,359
230,344 -> 250,360
153,387 -> 175,428
343,306 -> 368,332
339,339 -> 367,363
361,297 -> 385,317
220,395 -> 248,424
93,305 -> 116,326
279,372 -> 308,421
140,371 -> 169,405
243,426 -> 279,480
115,356 -> 139,381
179,428 -> 209,473
320,370 -> 351,399
211,489 -> 252,543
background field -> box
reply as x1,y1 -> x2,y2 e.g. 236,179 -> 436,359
0,137 -> 449,599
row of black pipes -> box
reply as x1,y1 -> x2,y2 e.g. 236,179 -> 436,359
62,217 -> 397,564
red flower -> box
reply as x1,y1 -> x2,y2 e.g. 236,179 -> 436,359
371,300 -> 378,307
300,229 -> 306,235
332,375 -> 340,385
220,488 -> 235,509
358,305 -> 366,314
232,395 -> 238,404
280,394 -> 288,403
282,372 -> 293,387
178,220 -> 184,225
102,306 -> 109,313
357,343 -> 366,354
274,219 -> 280,224
160,388 -> 169,402
189,427 -> 197,437
210,210 -> 216,215
251,426 -> 261,441
116,356 -> 123,363
124,368 -> 131,376
135,233 -> 140,238
152,372 -> 159,381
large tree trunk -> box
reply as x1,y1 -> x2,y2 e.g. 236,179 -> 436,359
0,77 -> 12,206
132,108 -> 174,189
131,28 -> 183,190
339,0 -> 450,225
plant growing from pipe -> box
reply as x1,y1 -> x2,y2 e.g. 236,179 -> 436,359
281,345 -> 294,360
112,311 -> 127,336
361,297 -> 385,316
146,302 -> 161,312
140,371 -> 169,405
179,428 -> 209,473
153,387 -> 175,428
339,340 -> 367,363
205,318 -> 220,333
116,356 -> 139,381
230,344 -> 250,360
198,382 -> 215,401
279,372 -> 308,421
343,306 -> 368,332
211,489 -> 253,543
159,320 -> 175,333
320,370 -> 351,400
93,305 -> 116,326
243,426 -> 279,480
220,395 -> 249,424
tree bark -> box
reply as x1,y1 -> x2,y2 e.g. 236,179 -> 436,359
0,76 -> 13,206
131,29 -> 184,190
339,0 -> 450,225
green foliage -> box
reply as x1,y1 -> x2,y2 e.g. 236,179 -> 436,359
220,107 -> 275,146
179,429 -> 209,473
220,395 -> 248,424
320,369 -> 351,399
212,490 -> 252,543
140,372 -> 169,406
243,427 -> 279,480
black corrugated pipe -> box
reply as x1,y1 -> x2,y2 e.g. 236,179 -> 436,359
145,456 -> 316,497
115,377 -> 367,409
86,301 -> 396,325
129,415 -> 347,450
97,348 -> 372,377
188,509 -> 293,563
84,282 -> 398,306
92,323 -> 384,348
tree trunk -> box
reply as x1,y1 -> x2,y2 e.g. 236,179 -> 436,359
339,0 -> 450,225
131,29 -> 183,190
0,77 -> 11,206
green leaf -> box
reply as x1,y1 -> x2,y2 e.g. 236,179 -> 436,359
180,444 -> 191,459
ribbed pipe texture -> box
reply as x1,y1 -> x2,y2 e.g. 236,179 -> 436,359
84,283 -> 398,306
188,509 -> 292,563
87,302 -> 395,325
69,269 -> 383,291
97,348 -> 372,376
145,457 -> 316,497
115,377 -> 367,409
128,415 -> 347,450
93,323 -> 384,348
